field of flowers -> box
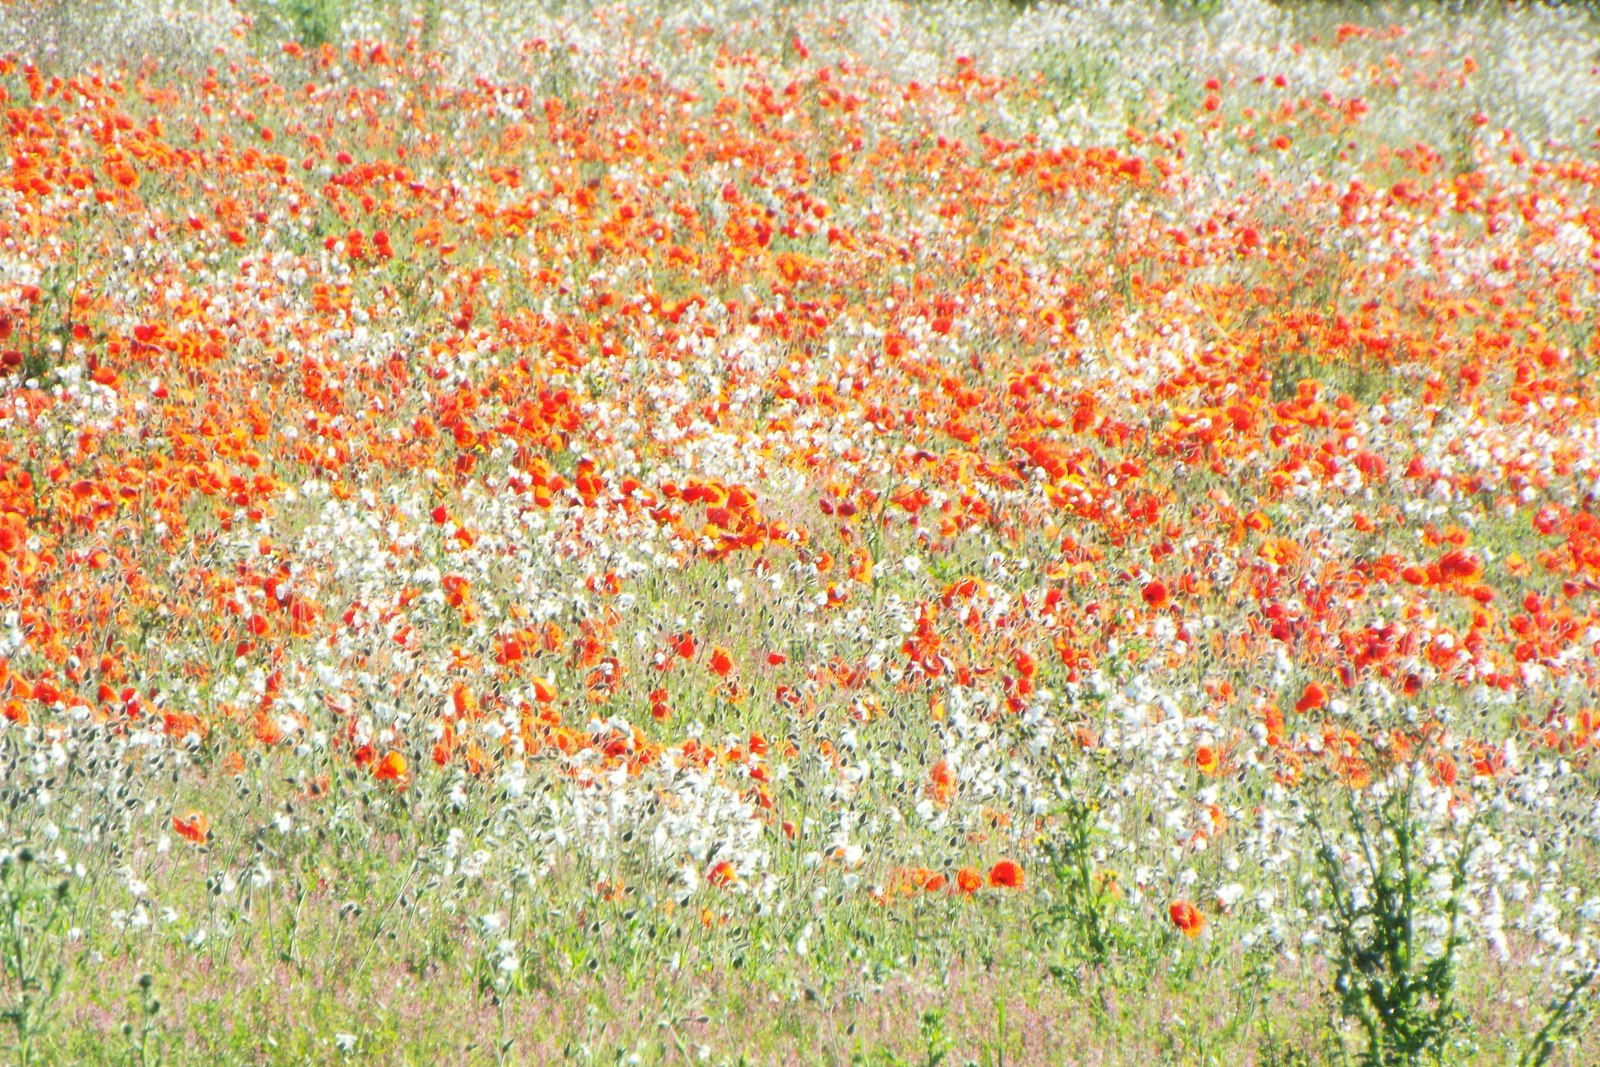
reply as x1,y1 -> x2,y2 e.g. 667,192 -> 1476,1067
1,0 -> 1599,1062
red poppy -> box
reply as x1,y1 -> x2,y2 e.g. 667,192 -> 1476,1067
1438,549 -> 1483,583
987,859 -> 1024,889
1170,900 -> 1205,938
173,810 -> 210,845
1295,682 -> 1328,713
649,687 -> 670,721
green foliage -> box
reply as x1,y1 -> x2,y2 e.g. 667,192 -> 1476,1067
1161,0 -> 1226,19
284,0 -> 342,48
1033,756 -> 1142,990
1036,42 -> 1117,113
121,974 -> 166,1067
916,1009 -> 953,1067
853,1010 -> 953,1067
1259,1036 -> 1320,1067
1036,794 -> 1119,976
7,238 -> 86,389
0,850 -> 74,1067
1308,774 -> 1477,1066
1519,966 -> 1600,1067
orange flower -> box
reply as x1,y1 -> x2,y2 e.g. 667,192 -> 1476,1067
1169,899 -> 1205,938
706,860 -> 737,888
1141,579 -> 1170,609
955,867 -> 982,894
1434,756 -> 1458,786
374,750 -> 408,783
1195,744 -> 1222,776
987,859 -> 1024,889
708,646 -> 734,676
172,810 -> 210,845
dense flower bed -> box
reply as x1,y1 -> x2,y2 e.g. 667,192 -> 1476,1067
0,0 -> 1597,1061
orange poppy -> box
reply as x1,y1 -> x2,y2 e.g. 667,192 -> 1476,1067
173,810 -> 210,845
374,750 -> 408,784
1169,900 -> 1205,938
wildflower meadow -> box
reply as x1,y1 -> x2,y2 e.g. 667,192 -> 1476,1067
1,0 -> 1599,1062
